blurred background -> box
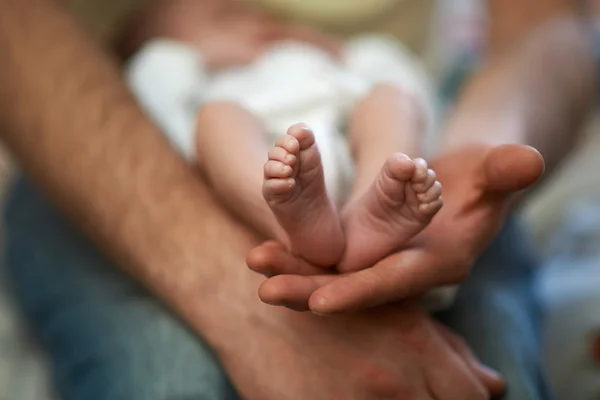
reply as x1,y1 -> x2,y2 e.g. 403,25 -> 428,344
2,0 -> 600,399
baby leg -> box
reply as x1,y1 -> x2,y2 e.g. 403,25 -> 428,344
263,124 -> 345,268
339,85 -> 442,272
194,101 -> 288,243
347,84 -> 423,197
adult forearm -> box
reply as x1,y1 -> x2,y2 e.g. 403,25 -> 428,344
441,17 -> 597,177
0,0 -> 252,336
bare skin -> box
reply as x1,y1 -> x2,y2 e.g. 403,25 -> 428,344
347,84 -> 424,195
121,0 -> 446,277
262,123 -> 345,267
338,155 -> 442,271
133,0 -> 440,268
194,101 -> 291,247
0,2 -> 506,398
195,104 -> 345,268
193,84 -> 443,269
260,83 -> 443,272
186,26 -> 442,270
196,99 -> 441,270
131,0 -> 443,270
339,84 -> 442,271
251,144 -> 546,312
263,125 -> 442,272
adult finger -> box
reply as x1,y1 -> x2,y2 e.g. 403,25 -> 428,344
308,247 -> 456,314
435,322 -> 506,398
482,144 -> 544,193
246,241 -> 326,277
259,274 -> 337,311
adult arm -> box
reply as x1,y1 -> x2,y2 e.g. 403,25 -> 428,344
0,0 -> 254,337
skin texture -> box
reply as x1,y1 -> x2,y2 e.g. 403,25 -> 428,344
0,0 -> 504,398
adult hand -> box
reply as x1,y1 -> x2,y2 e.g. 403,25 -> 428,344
247,143 -> 544,313
213,279 -> 505,399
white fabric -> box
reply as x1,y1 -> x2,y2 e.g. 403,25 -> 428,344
126,42 -> 208,160
126,35 -> 438,205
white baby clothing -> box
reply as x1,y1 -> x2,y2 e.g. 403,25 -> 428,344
126,34 -> 437,205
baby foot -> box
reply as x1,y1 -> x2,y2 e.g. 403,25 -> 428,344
263,123 -> 345,267
338,154 -> 443,272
